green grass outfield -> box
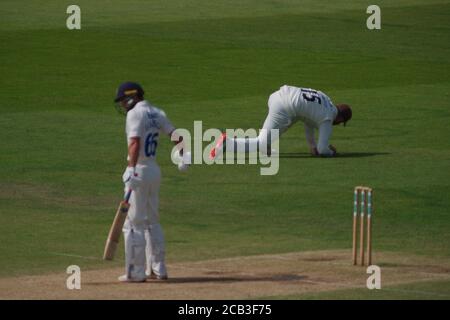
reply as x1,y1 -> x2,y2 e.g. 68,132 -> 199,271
1,0 -> 449,298
264,280 -> 450,300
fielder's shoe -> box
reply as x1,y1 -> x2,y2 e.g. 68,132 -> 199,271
147,271 -> 168,281
209,132 -> 227,160
118,274 -> 146,283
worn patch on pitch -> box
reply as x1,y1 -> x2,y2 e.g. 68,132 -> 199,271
0,250 -> 449,299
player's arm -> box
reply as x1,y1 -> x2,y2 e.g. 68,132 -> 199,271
304,123 -> 318,156
316,121 -> 336,157
122,136 -> 140,188
127,137 -> 140,167
126,109 -> 144,168
160,112 -> 190,169
159,112 -> 185,155
122,110 -> 142,188
169,129 -> 185,154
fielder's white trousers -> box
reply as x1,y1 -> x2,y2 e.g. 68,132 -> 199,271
232,90 -> 293,153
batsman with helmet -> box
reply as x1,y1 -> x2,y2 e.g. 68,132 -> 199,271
114,82 -> 187,282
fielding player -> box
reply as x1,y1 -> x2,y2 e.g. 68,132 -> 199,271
210,85 -> 352,158
114,82 -> 186,282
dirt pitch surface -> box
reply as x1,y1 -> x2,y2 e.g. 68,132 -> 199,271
1,250 -> 449,299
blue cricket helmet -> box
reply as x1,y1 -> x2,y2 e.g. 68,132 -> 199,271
114,82 -> 145,102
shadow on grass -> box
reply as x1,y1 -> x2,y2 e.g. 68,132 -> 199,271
279,152 -> 390,159
165,274 -> 307,284
87,274 -> 307,286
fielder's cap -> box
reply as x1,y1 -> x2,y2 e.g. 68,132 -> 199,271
114,82 -> 145,102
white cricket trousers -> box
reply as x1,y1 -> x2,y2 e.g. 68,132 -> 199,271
233,90 -> 293,153
122,161 -> 167,279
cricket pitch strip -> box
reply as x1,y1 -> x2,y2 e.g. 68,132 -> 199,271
0,250 -> 449,299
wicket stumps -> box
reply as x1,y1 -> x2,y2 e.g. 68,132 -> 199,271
352,186 -> 373,266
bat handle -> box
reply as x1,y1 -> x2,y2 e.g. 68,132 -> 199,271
124,189 -> 132,203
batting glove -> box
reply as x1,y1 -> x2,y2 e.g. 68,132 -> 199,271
127,175 -> 142,190
122,166 -> 135,183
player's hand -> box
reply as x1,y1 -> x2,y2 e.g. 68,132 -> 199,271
127,175 -> 142,190
122,166 -> 141,190
310,147 -> 319,156
178,151 -> 191,172
178,162 -> 189,172
122,166 -> 135,183
329,145 -> 337,155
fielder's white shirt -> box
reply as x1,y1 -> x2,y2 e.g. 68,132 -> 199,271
279,85 -> 337,126
126,100 -> 175,165
279,85 -> 338,156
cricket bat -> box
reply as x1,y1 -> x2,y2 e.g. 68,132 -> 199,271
103,189 -> 132,260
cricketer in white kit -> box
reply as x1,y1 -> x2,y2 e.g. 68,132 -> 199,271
210,85 -> 352,159
114,82 -> 187,282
